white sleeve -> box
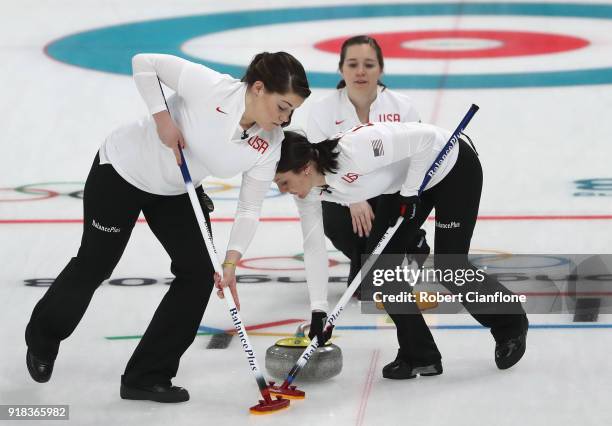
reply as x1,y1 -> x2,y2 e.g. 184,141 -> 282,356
226,174 -> 269,255
295,193 -> 329,312
132,53 -> 223,114
307,108 -> 330,143
349,124 -> 434,197
226,131 -> 283,253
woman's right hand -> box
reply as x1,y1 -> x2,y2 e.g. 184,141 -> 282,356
153,111 -> 186,165
213,268 -> 240,311
349,201 -> 375,238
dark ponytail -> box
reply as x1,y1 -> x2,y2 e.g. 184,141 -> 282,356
312,139 -> 341,174
336,35 -> 386,90
278,131 -> 340,175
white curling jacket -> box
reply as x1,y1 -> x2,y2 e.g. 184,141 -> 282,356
295,122 -> 459,311
99,54 -> 283,255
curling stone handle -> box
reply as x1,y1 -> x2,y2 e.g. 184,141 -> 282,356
296,322 -> 310,338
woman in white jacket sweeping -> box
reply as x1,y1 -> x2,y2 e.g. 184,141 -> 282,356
274,124 -> 528,378
25,52 -> 310,402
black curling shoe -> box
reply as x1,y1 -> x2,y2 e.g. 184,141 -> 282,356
495,332 -> 527,370
382,352 -> 443,380
495,316 -> 528,370
26,348 -> 54,383
120,383 -> 190,403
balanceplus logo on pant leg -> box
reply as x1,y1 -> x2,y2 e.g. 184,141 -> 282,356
435,221 -> 461,229
92,219 -> 121,233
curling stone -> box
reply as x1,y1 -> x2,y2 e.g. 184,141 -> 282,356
265,324 -> 342,382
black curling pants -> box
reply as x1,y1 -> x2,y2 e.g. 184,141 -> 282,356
376,140 -> 528,366
322,194 -> 426,284
322,198 -> 378,284
26,154 -> 215,387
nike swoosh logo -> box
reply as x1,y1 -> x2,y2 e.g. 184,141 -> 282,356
216,106 -> 227,114
335,120 -> 345,125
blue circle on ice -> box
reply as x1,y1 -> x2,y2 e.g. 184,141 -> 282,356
46,2 -> 612,89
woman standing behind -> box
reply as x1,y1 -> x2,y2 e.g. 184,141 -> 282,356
308,35 -> 420,143
306,35 -> 431,351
